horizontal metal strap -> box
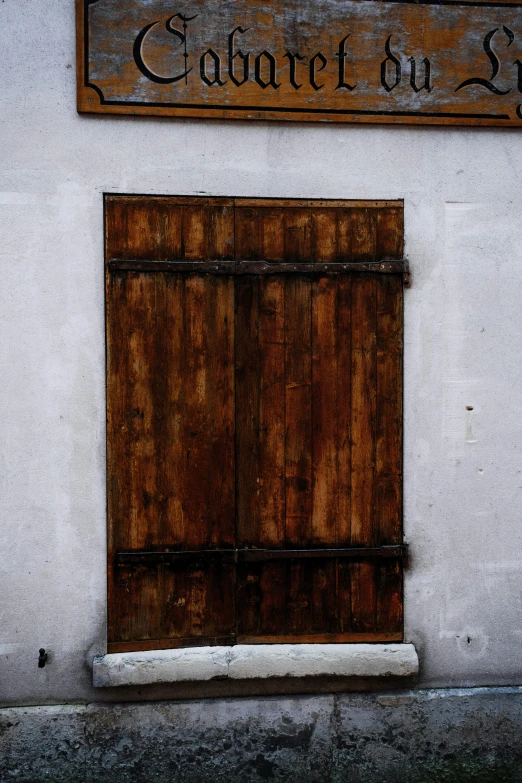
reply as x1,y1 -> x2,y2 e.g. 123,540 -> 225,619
115,545 -> 407,566
239,546 -> 406,561
109,259 -> 407,276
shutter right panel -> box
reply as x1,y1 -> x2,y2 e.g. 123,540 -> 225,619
235,271 -> 403,643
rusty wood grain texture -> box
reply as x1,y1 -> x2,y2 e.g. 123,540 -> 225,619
106,195 -> 404,648
78,0 -> 522,126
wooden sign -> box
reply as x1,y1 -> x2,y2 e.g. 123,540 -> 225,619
77,0 -> 522,126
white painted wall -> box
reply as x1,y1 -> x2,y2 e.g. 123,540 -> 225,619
1,0 -> 522,706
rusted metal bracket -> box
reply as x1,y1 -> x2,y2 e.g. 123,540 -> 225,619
115,544 -> 408,567
109,258 -> 409,280
239,545 -> 407,561
402,259 -> 412,288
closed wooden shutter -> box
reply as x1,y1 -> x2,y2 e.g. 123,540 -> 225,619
106,196 -> 405,653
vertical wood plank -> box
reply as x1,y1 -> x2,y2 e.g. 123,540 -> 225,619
206,275 -> 236,546
106,265 -> 165,643
161,564 -> 190,639
259,562 -> 286,634
350,275 -> 377,547
179,275 -> 235,549
235,277 -> 261,547
107,202 -> 147,259
337,561 -> 352,633
236,564 -> 262,637
158,204 -> 184,260
376,560 -> 403,636
166,564 -> 206,640
337,277 -> 352,545
106,271 -> 129,561
162,275 -> 236,552
206,563 -> 236,638
375,275 -> 403,545
208,205 -> 234,260
262,210 -> 285,261
149,204 -> 183,261
311,276 -> 338,546
150,275 -> 169,548
311,210 -> 337,262
350,275 -> 378,635
350,561 -> 376,633
377,208 -> 404,259
163,275 -> 185,547
336,209 -> 352,262
178,275 -> 209,547
350,209 -> 378,261
113,565 -> 163,642
107,272 -> 164,554
310,560 -> 338,633
284,209 -> 312,262
126,201 -> 156,259
182,206 -> 208,259
258,277 -> 286,546
287,561 -> 311,634
285,277 -> 313,547
235,208 -> 263,260
188,565 -> 207,637
105,199 -> 127,259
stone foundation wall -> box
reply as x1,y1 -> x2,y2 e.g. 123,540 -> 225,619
2,688 -> 521,783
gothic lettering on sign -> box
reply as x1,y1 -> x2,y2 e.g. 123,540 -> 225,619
228,27 -> 250,87
335,35 -> 357,91
456,27 -> 514,94
309,52 -> 328,91
78,0 -> 522,126
133,13 -> 197,85
409,58 -> 432,94
381,36 -> 401,92
283,51 -> 305,90
200,49 -> 226,86
254,50 -> 281,89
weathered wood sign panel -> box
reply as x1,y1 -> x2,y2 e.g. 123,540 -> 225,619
77,0 -> 522,126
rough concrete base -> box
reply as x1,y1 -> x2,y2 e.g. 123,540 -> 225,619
1,688 -> 522,783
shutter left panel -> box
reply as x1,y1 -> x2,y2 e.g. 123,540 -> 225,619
107,269 -> 236,652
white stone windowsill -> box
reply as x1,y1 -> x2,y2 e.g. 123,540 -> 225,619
93,643 -> 418,688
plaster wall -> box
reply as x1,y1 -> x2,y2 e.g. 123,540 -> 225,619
1,0 -> 522,707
